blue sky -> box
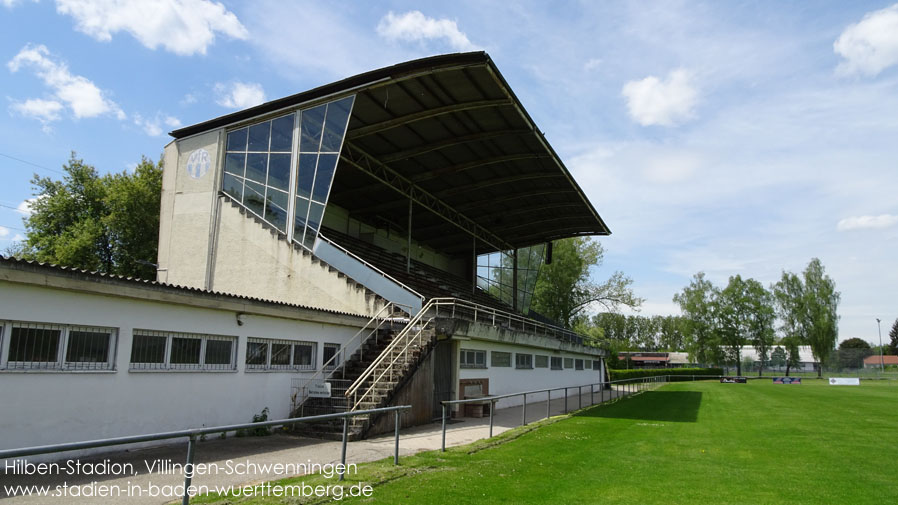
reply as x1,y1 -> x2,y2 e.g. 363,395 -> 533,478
1,1 -> 896,343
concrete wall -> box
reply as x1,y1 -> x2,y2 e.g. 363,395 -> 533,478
0,280 -> 365,454
158,132 -> 386,317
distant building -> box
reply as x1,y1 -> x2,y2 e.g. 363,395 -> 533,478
863,355 -> 898,368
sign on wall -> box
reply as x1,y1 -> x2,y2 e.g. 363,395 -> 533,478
307,381 -> 332,398
772,377 -> 801,384
828,377 -> 860,386
186,148 -> 210,179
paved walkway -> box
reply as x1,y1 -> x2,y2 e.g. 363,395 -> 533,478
1,388 -> 629,504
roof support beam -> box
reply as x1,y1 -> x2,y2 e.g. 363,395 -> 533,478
346,99 -> 512,140
411,153 -> 550,183
435,173 -> 561,199
341,142 -> 514,252
379,128 -> 531,164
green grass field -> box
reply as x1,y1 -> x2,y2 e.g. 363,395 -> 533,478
197,380 -> 898,505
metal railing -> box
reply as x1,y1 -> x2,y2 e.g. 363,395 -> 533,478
438,376 -> 672,451
344,300 -> 437,411
317,234 -> 426,303
291,301 -> 411,413
0,405 -> 412,505
428,297 -> 599,346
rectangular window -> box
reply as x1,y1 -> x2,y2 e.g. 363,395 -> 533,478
245,338 -> 317,371
515,353 -> 533,370
322,343 -> 340,370
564,357 -> 574,369
593,360 -> 602,370
491,351 -> 511,367
550,356 -> 563,370
575,359 -> 584,370
131,330 -> 236,371
460,349 -> 486,369
535,355 -> 549,368
2,322 -> 115,371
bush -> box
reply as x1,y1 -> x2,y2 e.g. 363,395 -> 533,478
609,368 -> 723,381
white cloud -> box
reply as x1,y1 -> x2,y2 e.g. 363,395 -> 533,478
13,233 -> 25,241
214,82 -> 266,110
17,197 -> 40,216
2,0 -> 38,8
583,58 -> 602,71
622,69 -> 698,126
377,11 -> 478,51
7,44 -> 125,121
837,214 -> 898,231
9,98 -> 64,128
0,226 -> 9,238
834,4 -> 898,77
55,0 -> 248,56
133,113 -> 181,136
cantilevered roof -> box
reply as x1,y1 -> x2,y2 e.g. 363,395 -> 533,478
172,52 -> 610,255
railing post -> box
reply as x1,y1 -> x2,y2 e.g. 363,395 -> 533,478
489,400 -> 495,437
591,384 -> 595,405
181,435 -> 197,505
522,394 -> 527,426
578,386 -> 582,410
441,404 -> 447,452
564,388 -> 568,413
394,410 -> 400,465
546,389 -> 551,419
339,416 -> 349,481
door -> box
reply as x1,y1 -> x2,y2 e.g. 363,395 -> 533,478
432,339 -> 454,420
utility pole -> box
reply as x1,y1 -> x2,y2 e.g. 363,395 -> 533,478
876,318 -> 884,371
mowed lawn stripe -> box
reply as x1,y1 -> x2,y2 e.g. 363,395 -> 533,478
199,380 -> 898,505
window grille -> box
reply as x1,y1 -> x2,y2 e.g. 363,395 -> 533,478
322,343 -> 340,371
130,330 -> 236,371
460,349 -> 486,369
535,355 -> 549,368
550,356 -> 563,370
491,351 -> 511,367
593,360 -> 602,370
1,321 -> 116,371
575,359 -> 584,370
245,338 -> 317,371
564,357 -> 574,369
515,353 -> 533,369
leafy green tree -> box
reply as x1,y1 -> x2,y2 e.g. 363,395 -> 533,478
531,237 -> 642,327
18,153 -> 162,279
772,259 -> 840,378
836,338 -> 872,369
673,272 -> 722,366
890,318 -> 898,355
770,346 -> 786,369
711,275 -> 775,376
659,315 -> 686,351
781,335 -> 802,376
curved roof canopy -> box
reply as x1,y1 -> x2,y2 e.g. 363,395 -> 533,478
172,52 -> 610,255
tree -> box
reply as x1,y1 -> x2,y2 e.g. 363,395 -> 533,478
781,335 -> 802,376
890,318 -> 898,355
802,259 -> 840,377
770,346 -> 786,369
772,259 -> 840,378
18,153 -> 162,279
658,315 -> 685,351
837,338 -> 872,370
673,272 -> 722,366
531,237 -> 642,327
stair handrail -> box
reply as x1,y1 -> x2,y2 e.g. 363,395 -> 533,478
291,301 -> 411,409
346,315 -> 436,411
318,233 -> 425,303
344,298 -> 440,407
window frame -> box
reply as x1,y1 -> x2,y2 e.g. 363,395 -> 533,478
0,321 -> 117,372
563,357 -> 574,369
535,355 -> 549,368
491,351 -> 512,368
550,356 -> 563,370
515,353 -> 533,370
460,348 -> 487,369
575,358 -> 584,370
130,330 -> 237,371
244,337 -> 317,371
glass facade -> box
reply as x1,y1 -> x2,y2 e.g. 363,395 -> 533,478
476,243 -> 546,314
222,95 -> 355,250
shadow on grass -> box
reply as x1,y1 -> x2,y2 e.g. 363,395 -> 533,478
577,391 -> 703,422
